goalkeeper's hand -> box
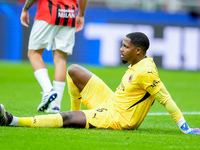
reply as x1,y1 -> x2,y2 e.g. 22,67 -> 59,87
188,128 -> 200,135
180,122 -> 200,135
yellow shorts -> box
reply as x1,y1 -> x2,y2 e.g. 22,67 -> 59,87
80,75 -> 120,129
80,74 -> 114,109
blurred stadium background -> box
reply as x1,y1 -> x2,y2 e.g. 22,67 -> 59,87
1,0 -> 200,70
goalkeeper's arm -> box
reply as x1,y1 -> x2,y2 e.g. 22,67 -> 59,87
152,83 -> 200,135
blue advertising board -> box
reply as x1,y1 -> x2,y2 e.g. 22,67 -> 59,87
0,2 -> 200,70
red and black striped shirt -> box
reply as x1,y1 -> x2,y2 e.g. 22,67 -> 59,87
35,0 -> 78,27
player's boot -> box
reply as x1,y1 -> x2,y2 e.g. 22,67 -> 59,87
46,106 -> 60,113
46,94 -> 61,113
37,89 -> 57,112
0,104 -> 13,126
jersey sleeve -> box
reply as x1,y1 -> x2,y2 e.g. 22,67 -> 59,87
153,85 -> 183,122
138,68 -> 162,95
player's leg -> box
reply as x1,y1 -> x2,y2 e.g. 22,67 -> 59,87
60,111 -> 86,128
28,49 -> 53,93
67,64 -> 93,110
68,64 -> 93,93
67,64 -> 114,110
28,49 -> 57,112
28,20 -> 57,112
67,71 -> 82,111
46,26 -> 75,113
52,50 -> 67,82
0,104 -> 86,128
46,50 -> 67,113
28,49 -> 45,71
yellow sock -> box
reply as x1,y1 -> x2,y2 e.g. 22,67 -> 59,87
67,72 -> 81,111
18,117 -> 32,127
17,114 -> 63,128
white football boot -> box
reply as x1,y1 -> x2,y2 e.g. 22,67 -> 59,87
37,89 -> 57,112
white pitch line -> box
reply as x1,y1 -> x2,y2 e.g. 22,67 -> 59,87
148,112 -> 200,116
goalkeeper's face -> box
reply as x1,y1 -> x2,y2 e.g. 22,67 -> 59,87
120,37 -> 139,65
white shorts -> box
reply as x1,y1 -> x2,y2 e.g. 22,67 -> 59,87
28,20 -> 75,55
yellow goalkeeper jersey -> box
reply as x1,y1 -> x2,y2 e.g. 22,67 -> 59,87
111,57 -> 162,129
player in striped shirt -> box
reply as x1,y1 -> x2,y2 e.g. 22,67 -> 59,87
20,0 -> 88,113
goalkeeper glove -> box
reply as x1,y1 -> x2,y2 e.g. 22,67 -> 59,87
180,122 -> 200,135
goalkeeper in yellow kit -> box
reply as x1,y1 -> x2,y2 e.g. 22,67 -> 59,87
0,32 -> 199,134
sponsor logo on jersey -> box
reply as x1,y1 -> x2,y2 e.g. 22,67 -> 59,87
118,82 -> 125,91
151,80 -> 160,87
58,9 -> 75,18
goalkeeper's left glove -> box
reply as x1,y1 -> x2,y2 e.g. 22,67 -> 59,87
180,122 -> 200,135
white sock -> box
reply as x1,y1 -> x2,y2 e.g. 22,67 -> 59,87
50,80 -> 66,109
176,117 -> 186,128
9,116 -> 19,126
34,68 -> 53,93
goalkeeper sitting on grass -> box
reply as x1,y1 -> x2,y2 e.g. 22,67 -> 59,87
0,32 -> 199,135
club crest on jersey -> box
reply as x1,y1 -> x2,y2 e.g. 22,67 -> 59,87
129,75 -> 133,83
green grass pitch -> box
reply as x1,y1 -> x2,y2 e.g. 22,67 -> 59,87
0,61 -> 200,150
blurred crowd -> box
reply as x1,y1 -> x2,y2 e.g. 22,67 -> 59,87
88,0 -> 200,13
1,0 -> 200,13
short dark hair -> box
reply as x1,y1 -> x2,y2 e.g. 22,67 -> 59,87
126,32 -> 150,52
